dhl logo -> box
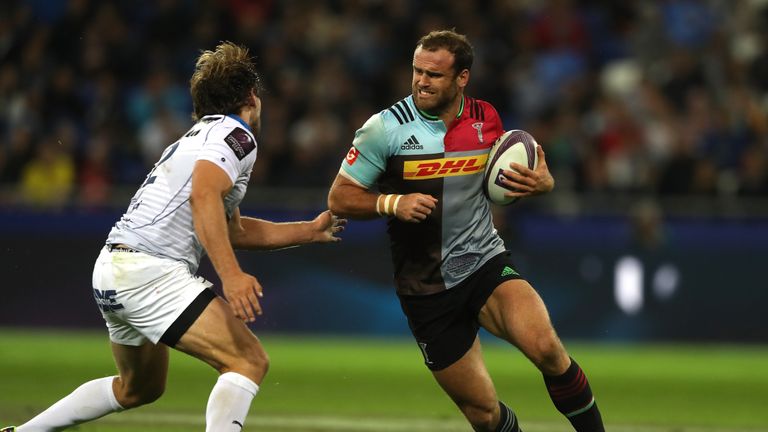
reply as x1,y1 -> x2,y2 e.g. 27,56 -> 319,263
403,154 -> 488,180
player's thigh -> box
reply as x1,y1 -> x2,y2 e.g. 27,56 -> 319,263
432,337 -> 498,411
174,296 -> 268,383
478,279 -> 568,372
111,341 -> 169,402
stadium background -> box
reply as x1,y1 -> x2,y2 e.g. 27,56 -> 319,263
1,0 -> 766,341
1,1 -> 767,430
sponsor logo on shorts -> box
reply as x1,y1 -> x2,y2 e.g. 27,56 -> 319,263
403,154 -> 488,180
93,289 -> 125,313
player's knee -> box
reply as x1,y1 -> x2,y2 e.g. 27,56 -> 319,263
225,341 -> 270,382
247,345 -> 270,377
461,401 -> 497,432
527,334 -> 567,374
117,381 -> 165,409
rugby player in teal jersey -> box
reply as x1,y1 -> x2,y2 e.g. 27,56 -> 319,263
328,30 -> 605,432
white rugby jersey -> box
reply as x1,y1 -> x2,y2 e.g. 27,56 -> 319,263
107,115 -> 258,273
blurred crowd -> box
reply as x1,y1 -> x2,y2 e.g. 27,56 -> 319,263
0,0 -> 767,209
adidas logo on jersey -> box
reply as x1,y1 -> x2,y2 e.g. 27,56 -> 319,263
401,135 -> 423,150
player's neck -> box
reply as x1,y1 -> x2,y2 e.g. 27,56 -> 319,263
439,94 -> 464,127
419,94 -> 465,127
235,107 -> 256,131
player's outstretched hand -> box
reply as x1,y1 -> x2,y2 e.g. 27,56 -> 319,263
501,145 -> 555,199
312,210 -> 347,242
222,271 -> 264,322
396,193 -> 438,223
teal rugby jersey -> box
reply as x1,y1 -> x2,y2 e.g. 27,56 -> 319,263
340,95 -> 507,296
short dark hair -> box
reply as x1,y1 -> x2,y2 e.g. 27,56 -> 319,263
189,41 -> 264,121
416,30 -> 474,75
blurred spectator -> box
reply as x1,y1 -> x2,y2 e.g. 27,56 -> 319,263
0,0 -> 765,210
78,129 -> 113,208
629,199 -> 667,251
738,144 -> 768,196
0,126 -> 35,184
18,137 -> 75,208
138,107 -> 187,166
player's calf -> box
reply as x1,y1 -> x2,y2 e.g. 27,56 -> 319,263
543,357 -> 604,432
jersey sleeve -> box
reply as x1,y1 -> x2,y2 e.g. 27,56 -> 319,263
197,126 -> 257,184
339,113 -> 389,189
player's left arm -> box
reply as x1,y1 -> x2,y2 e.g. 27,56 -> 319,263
501,145 -> 555,198
228,208 -> 346,251
483,102 -> 554,198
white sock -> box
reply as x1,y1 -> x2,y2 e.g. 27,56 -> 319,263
206,372 -> 259,432
18,376 -> 123,432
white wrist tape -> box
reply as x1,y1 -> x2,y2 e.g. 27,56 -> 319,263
375,194 -> 384,216
383,194 -> 393,216
392,194 -> 403,216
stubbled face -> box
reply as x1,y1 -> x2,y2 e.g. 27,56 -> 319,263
411,46 -> 466,116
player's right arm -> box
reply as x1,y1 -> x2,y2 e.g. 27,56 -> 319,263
328,175 -> 437,222
327,113 -> 437,223
190,159 -> 263,322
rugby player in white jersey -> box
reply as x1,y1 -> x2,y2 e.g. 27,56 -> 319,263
3,42 -> 345,432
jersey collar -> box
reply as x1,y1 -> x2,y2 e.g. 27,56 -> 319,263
227,114 -> 252,131
415,95 -> 465,122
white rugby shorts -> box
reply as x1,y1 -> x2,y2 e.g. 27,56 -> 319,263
92,246 -> 213,346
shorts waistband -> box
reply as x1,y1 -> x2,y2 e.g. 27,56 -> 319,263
106,243 -> 140,253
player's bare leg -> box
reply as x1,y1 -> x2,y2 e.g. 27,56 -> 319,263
175,296 -> 268,432
479,279 -> 570,374
14,342 -> 168,431
431,337 -> 520,432
479,279 -> 605,431
111,341 -> 170,407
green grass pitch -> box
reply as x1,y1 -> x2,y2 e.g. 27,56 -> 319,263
1,328 -> 767,431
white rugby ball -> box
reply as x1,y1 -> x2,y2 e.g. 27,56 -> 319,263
483,129 -> 539,205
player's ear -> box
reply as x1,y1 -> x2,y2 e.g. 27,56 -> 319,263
456,69 -> 469,89
246,90 -> 258,106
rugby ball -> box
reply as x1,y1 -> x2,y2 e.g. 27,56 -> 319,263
482,129 -> 539,205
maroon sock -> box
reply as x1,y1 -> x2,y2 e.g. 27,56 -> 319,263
543,358 -> 605,432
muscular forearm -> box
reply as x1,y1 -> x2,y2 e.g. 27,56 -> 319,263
191,190 -> 241,279
231,217 -> 316,250
327,182 -> 381,219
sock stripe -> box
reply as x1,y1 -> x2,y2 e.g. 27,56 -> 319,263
496,402 -> 518,432
501,412 -> 511,431
565,396 -> 595,418
507,411 -> 517,431
547,369 -> 587,398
